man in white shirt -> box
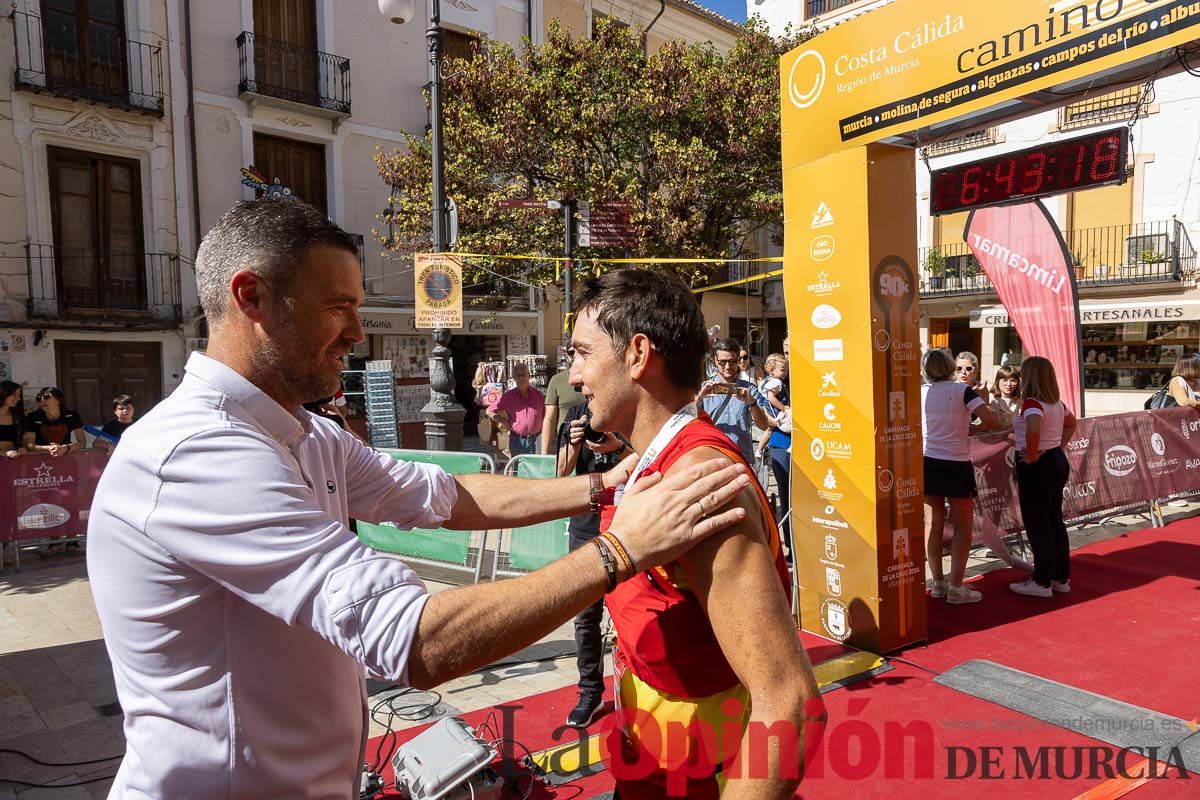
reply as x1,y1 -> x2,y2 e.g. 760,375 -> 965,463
86,199 -> 750,799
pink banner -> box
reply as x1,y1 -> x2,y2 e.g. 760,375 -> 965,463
1,450 -> 107,542
965,200 -> 1085,416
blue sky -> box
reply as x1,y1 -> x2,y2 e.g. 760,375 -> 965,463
694,0 -> 748,24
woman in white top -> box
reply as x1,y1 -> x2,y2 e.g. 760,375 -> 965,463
922,349 -> 996,604
1009,356 -> 1078,598
1167,354 -> 1200,408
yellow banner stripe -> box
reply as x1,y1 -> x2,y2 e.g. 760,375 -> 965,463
692,269 -> 783,294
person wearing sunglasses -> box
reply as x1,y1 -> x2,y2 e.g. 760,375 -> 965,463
23,387 -> 85,457
697,338 -> 771,464
738,350 -> 762,384
922,349 -> 996,604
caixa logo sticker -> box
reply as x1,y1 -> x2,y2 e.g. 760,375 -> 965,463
1103,445 -> 1138,477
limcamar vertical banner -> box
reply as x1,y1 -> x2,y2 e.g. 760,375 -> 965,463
964,200 -> 1085,416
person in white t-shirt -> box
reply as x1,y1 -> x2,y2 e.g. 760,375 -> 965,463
1009,356 -> 1078,598
921,349 -> 996,604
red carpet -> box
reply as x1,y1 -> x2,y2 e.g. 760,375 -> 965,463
369,517 -> 1200,798
905,516 -> 1200,721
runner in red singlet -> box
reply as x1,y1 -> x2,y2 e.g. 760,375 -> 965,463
568,269 -> 825,800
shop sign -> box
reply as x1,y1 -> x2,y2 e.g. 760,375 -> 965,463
359,310 -> 538,337
971,301 -> 1200,328
415,253 -> 464,330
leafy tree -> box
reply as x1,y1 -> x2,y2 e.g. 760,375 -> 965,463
374,17 -> 814,290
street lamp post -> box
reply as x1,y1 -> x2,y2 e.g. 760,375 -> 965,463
380,0 -> 465,451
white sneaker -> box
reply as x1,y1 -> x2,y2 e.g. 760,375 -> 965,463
929,580 -> 947,599
946,584 -> 982,604
1010,578 -> 1052,598
1051,580 -> 1071,594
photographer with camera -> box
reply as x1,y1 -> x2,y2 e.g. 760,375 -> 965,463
698,338 -> 771,464
557,402 -> 632,728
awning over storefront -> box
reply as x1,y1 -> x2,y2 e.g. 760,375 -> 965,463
358,307 -> 539,337
970,297 -> 1200,328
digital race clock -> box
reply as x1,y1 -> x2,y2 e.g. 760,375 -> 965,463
930,128 -> 1129,216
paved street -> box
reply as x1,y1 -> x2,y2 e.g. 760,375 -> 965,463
2,498 -> 1195,795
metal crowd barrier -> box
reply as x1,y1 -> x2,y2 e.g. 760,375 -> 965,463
492,454 -> 571,578
355,449 -> 496,583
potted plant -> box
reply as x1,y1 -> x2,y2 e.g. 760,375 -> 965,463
925,248 -> 946,291
1071,251 -> 1086,281
1138,248 -> 1170,277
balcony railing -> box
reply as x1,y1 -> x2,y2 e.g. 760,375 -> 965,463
10,11 -> 164,116
918,219 -> 1197,297
25,244 -> 182,325
237,31 -> 351,116
805,0 -> 860,18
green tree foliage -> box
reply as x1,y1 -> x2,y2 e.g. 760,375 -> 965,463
374,17 -> 814,290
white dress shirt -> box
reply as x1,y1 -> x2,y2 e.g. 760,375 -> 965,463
87,353 -> 457,799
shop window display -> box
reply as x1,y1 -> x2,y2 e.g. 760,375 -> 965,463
1082,321 -> 1199,390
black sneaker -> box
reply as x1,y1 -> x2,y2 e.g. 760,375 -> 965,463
565,694 -> 603,728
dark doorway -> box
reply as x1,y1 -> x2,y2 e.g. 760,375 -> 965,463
48,147 -> 145,312
55,340 -> 161,427
40,0 -> 128,102
450,336 -> 488,439
252,0 -> 318,101
252,132 -> 327,215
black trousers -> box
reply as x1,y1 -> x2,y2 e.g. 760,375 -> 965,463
1015,447 -> 1071,587
568,528 -> 605,699
769,445 -> 792,562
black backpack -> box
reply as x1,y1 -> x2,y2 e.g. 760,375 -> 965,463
1145,385 -> 1179,410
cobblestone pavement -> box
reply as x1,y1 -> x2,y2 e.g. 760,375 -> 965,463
1,498 -> 1194,795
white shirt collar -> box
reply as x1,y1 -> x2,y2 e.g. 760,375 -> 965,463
184,352 -> 311,446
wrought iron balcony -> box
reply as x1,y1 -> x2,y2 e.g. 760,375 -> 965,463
918,219 -> 1197,297
24,243 -> 183,326
805,0 -> 861,19
237,31 -> 351,119
10,11 -> 164,116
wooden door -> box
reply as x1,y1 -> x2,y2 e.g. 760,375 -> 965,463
928,318 -> 950,350
48,147 -> 145,312
252,133 -> 327,214
56,341 -> 161,426
252,0 -> 318,100
40,0 -> 127,100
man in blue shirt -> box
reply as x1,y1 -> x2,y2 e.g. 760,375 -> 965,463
697,338 -> 770,463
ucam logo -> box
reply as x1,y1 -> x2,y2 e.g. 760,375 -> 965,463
788,50 -> 826,109
811,304 -> 842,330
1103,445 -> 1138,477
